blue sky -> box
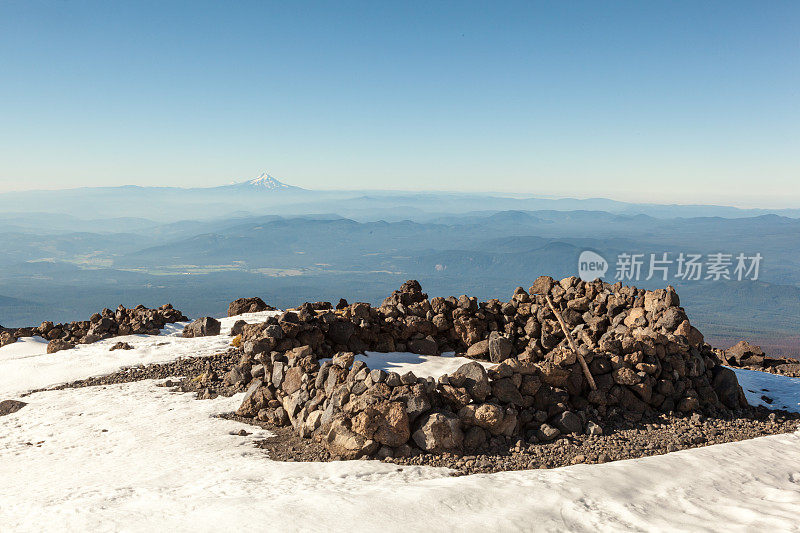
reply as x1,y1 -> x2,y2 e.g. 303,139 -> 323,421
0,1 -> 797,206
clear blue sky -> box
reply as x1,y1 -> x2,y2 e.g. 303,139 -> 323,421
1,1 -> 797,207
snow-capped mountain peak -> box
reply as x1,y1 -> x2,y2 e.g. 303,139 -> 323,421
247,173 -> 293,190
224,172 -> 303,192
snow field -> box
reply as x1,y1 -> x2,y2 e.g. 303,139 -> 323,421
2,310 -> 800,531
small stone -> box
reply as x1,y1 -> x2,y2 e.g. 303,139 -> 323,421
370,369 -> 387,383
554,411 -> 583,435
585,421 -> 604,436
400,371 -> 417,385
385,372 -> 402,387
537,423 -> 561,441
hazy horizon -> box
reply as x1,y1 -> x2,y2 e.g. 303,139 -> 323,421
1,1 -> 798,207
0,171 -> 798,212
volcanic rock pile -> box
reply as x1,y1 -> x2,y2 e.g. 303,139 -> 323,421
228,277 -> 748,459
718,340 -> 800,378
0,304 -> 188,353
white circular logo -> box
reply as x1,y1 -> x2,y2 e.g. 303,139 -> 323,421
578,250 -> 608,281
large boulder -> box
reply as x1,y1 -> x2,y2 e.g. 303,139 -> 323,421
408,337 -> 438,356
0,399 -> 27,416
350,402 -> 411,448
374,402 -> 411,447
325,418 -> 379,459
491,378 -> 524,405
47,339 -> 74,354
0,331 -> 17,347
228,297 -> 272,317
412,411 -> 463,452
182,317 -> 221,338
553,410 -> 583,434
327,320 -> 355,345
458,403 -> 517,436
452,362 -> 491,402
466,340 -> 489,358
724,340 -> 765,366
235,380 -> 274,417
488,332 -> 513,363
229,320 -> 247,336
712,366 -> 746,409
223,365 -> 252,388
529,275 -> 555,295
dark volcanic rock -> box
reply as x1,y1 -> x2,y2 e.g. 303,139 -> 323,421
183,317 -> 221,338
110,341 -> 134,351
719,340 -> 800,378
452,362 -> 491,402
230,320 -> 247,337
5,304 -> 187,349
0,399 -> 27,416
408,337 -> 438,356
712,366 -> 746,409
488,332 -> 513,363
47,339 -> 74,354
0,331 -> 17,347
228,297 -> 273,317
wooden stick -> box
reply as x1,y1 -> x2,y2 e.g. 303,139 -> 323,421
545,295 -> 597,391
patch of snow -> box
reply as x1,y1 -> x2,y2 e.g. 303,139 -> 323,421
0,311 -> 281,398
2,380 -> 800,531
732,367 -> 800,413
0,336 -> 49,361
339,351 -> 492,378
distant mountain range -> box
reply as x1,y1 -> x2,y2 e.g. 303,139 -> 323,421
0,204 -> 798,357
1,172 -> 799,224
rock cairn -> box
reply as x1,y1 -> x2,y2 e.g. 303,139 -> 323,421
0,304 -> 188,353
228,277 -> 748,460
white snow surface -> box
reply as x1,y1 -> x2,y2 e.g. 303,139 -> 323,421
2,379 -> 800,532
0,311 -> 279,398
3,315 -> 800,532
734,367 -> 800,413
324,351 -> 493,378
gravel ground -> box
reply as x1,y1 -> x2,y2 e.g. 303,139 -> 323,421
386,408 -> 800,475
220,412 -> 335,462
218,405 -> 799,475
22,349 -> 243,396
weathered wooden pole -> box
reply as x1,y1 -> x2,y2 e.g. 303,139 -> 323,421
545,294 -> 597,391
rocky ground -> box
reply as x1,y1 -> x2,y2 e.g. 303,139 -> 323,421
387,408 -> 800,475
221,412 -> 334,462
18,348 -> 799,476
22,349 -> 243,396
222,402 -> 799,475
